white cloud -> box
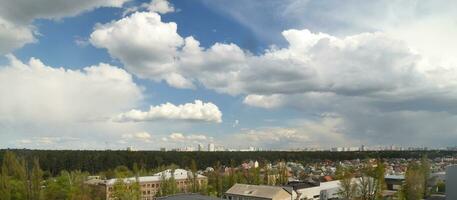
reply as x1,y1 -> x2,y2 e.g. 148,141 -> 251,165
0,0 -> 129,54
0,0 -> 128,24
90,11 -> 187,87
0,54 -> 145,148
0,18 -> 35,54
89,9 -> 457,146
231,115 -> 353,149
89,11 -> 429,97
15,136 -> 80,148
114,100 -> 222,123
162,132 -> 209,143
122,131 -> 152,140
243,94 -> 284,109
119,131 -> 153,144
0,55 -> 142,123
143,0 -> 175,14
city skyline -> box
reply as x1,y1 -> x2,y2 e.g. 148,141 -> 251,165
2,0 -> 457,150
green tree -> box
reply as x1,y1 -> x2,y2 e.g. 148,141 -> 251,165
43,171 -> 72,200
111,167 -> 141,200
336,165 -> 357,200
157,169 -> 178,197
420,155 -> 431,197
402,162 -> 424,200
30,158 -> 43,200
357,161 -> 385,200
276,161 -> 288,185
0,164 -> 11,200
189,159 -> 199,193
0,151 -> 29,200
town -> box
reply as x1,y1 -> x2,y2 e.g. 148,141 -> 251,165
0,150 -> 455,199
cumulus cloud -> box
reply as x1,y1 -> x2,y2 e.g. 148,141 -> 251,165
0,18 -> 35,54
144,0 -> 175,14
0,55 -> 146,149
89,10 -> 428,98
243,94 -> 285,109
0,55 -> 142,123
114,100 -> 222,123
89,8 -> 457,146
0,0 -> 129,53
90,12 -> 188,87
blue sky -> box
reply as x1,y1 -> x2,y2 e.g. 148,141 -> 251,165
1,0 -> 457,150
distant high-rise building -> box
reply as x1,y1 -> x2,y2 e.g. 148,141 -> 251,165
160,147 -> 166,152
208,143 -> 215,152
198,144 -> 204,151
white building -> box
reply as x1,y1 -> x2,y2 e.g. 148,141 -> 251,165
447,165 -> 457,199
198,144 -> 204,151
224,184 -> 295,200
104,169 -> 207,200
290,180 -> 340,200
208,143 -> 215,152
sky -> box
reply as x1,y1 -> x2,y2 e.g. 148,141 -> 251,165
1,0 -> 457,150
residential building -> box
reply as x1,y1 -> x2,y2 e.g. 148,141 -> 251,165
156,193 -> 219,200
223,184 -> 295,200
208,143 -> 215,152
104,169 -> 207,200
286,180 -> 340,200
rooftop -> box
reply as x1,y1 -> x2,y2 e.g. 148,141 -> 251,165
225,184 -> 291,198
106,169 -> 205,185
156,193 -> 219,200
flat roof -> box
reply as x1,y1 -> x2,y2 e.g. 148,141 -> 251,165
106,169 -> 206,185
225,184 -> 290,198
156,193 -> 219,200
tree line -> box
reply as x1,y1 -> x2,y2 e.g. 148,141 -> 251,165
1,149 -> 453,176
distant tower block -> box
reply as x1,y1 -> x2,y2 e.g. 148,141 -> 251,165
208,143 -> 215,152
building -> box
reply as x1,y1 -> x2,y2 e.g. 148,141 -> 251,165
208,143 -> 215,152
198,144 -> 204,151
286,180 -> 340,200
224,184 -> 294,200
384,174 -> 404,191
104,169 -> 207,200
156,193 -> 219,200
447,165 -> 457,200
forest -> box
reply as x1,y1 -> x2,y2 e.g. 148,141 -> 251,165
0,149 -> 454,175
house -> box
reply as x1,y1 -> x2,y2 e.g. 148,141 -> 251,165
224,184 -> 295,200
